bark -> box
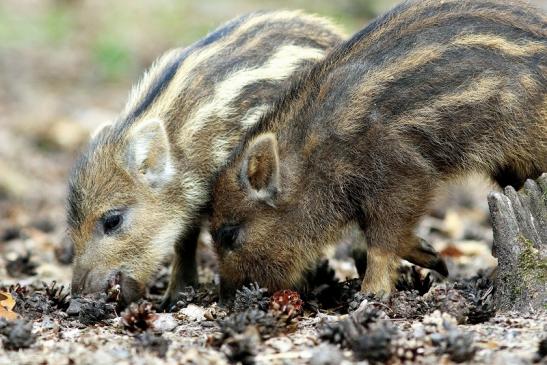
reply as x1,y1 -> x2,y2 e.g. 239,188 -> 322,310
488,173 -> 547,312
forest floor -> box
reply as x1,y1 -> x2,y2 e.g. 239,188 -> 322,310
1,1 -> 546,364
1,159 -> 545,364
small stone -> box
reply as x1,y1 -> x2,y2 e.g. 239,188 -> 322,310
66,299 -> 82,316
310,344 -> 343,365
135,331 -> 171,358
179,304 -> 206,322
0,318 -> 36,350
220,326 -> 260,365
39,316 -> 56,330
445,330 -> 476,363
412,324 -> 426,338
78,295 -> 116,325
268,336 -> 293,353
491,352 -> 528,365
152,313 -> 177,332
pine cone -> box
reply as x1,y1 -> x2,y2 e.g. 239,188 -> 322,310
350,324 -> 395,363
234,283 -> 269,312
424,284 -> 470,324
121,302 -> 157,332
43,281 -> 70,311
396,266 -> 434,295
388,290 -> 430,319
270,290 -> 303,318
454,273 -> 496,324
319,305 -> 393,353
212,308 -> 278,344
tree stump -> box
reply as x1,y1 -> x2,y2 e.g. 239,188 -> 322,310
488,173 -> 547,312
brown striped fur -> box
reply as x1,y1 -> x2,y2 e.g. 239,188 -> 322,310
67,11 -> 344,307
209,0 -> 547,299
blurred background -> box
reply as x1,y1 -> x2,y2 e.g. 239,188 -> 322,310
0,0 -> 544,287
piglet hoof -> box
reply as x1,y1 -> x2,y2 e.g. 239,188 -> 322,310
159,293 -> 178,313
404,238 -> 449,277
429,255 -> 449,277
360,279 -> 393,299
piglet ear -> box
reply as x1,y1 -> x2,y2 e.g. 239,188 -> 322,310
241,133 -> 280,206
124,119 -> 175,188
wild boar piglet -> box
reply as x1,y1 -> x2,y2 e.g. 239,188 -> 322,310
210,0 -> 547,300
67,11 -> 345,308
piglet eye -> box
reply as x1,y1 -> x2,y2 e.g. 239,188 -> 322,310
102,212 -> 123,235
214,224 -> 241,250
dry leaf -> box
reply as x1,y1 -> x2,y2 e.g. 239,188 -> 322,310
0,292 -> 15,311
0,291 -> 18,320
0,307 -> 18,320
440,244 -> 464,258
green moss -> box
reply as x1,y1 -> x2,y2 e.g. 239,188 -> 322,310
518,236 -> 547,284
509,275 -> 524,302
508,236 -> 547,302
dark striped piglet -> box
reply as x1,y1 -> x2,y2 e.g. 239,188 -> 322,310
210,0 -> 547,300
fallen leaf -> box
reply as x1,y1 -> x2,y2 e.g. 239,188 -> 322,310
440,244 -> 464,258
0,291 -> 18,320
0,291 -> 16,311
481,341 -> 500,350
0,306 -> 18,320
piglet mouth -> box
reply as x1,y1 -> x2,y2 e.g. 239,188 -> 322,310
106,271 -> 122,302
106,271 -> 144,308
